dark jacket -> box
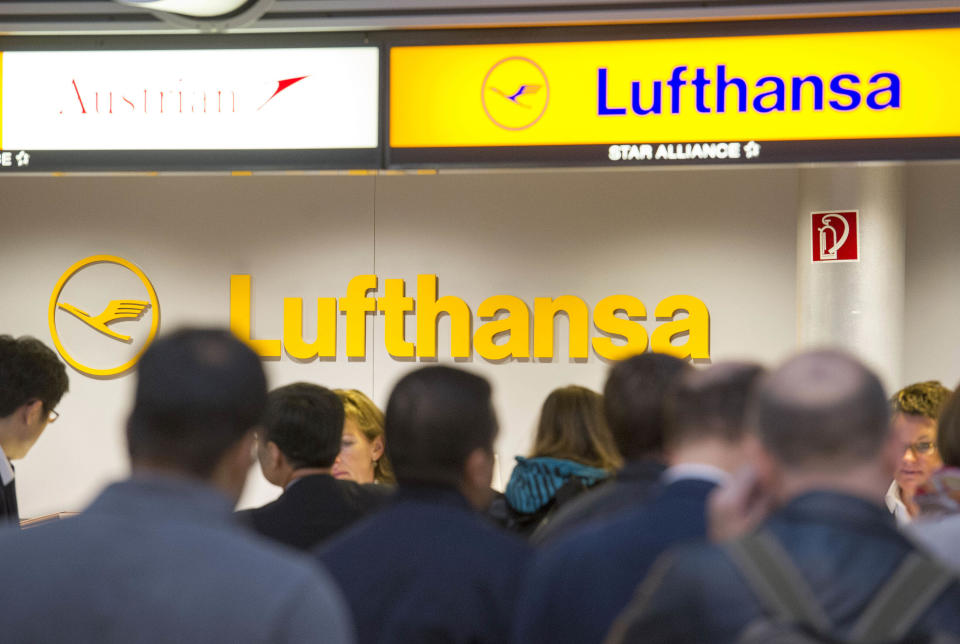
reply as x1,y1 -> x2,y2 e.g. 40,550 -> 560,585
490,456 -> 610,538
513,477 -> 715,644
0,475 -> 354,643
531,459 -> 665,545
609,491 -> 960,644
316,484 -> 532,644
236,474 -> 391,551
0,477 -> 18,525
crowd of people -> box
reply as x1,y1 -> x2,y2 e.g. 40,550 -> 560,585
0,328 -> 958,643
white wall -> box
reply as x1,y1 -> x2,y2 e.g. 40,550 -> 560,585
902,162 -> 960,390
9,161 -> 948,518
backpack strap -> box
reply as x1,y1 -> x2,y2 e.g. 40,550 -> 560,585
847,551 -> 956,642
724,530 -> 833,634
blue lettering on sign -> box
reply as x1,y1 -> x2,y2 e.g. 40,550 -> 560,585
594,65 -> 901,116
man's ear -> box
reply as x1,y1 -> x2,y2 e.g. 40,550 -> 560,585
21,400 -> 44,426
212,431 -> 256,505
745,433 -> 779,496
370,436 -> 385,461
461,448 -> 495,511
266,441 -> 286,472
880,426 -> 904,481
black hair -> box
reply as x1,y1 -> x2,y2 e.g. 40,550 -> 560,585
126,328 -> 267,478
665,362 -> 765,447
385,366 -> 496,488
0,335 -> 68,417
263,383 -> 344,468
603,353 -> 689,460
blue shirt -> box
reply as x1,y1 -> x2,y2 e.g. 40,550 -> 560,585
514,477 -> 716,644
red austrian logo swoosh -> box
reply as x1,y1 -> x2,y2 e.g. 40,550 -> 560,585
258,76 -> 309,110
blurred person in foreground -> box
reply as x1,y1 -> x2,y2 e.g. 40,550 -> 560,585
236,383 -> 390,551
531,353 -> 689,544
317,366 -> 530,644
908,385 -> 960,571
514,362 -> 763,644
607,350 -> 960,644
0,335 -> 68,525
332,389 -> 395,485
490,385 -> 622,537
0,329 -> 353,644
886,381 -> 952,524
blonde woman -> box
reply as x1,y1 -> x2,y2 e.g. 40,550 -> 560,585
333,389 -> 396,485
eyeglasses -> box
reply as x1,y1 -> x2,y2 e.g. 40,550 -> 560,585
904,440 -> 936,456
47,409 -> 59,424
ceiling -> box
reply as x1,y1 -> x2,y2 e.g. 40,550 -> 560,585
2,0 -> 959,34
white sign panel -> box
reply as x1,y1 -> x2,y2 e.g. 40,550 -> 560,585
1,48 -> 379,150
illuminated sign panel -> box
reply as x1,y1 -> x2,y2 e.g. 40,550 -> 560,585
390,28 -> 960,165
0,47 -> 379,170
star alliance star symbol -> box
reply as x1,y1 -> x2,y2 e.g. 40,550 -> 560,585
744,141 -> 761,159
15,150 -> 30,167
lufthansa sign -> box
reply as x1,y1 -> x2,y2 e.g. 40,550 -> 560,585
389,28 -> 960,165
49,255 -> 160,377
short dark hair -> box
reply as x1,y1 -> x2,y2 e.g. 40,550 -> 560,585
126,328 -> 267,478
263,383 -> 344,469
603,353 -> 689,460
751,350 -> 889,469
665,362 -> 765,448
0,335 -> 69,417
890,381 -> 952,421
385,366 -> 496,488
937,387 -> 960,468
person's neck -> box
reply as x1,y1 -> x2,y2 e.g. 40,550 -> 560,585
898,483 -> 920,517
668,438 -> 749,475
282,466 -> 332,488
777,462 -> 889,509
0,419 -> 23,460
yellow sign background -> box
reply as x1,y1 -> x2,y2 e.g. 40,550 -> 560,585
391,28 -> 960,147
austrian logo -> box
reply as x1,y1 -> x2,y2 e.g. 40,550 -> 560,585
49,255 -> 160,377
481,57 -> 550,131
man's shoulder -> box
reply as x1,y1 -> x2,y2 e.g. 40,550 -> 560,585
320,497 -> 529,574
533,474 -> 662,544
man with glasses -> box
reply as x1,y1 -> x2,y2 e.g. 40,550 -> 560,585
0,335 -> 68,526
886,380 -> 953,524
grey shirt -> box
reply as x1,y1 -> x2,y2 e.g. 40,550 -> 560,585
908,515 -> 960,573
0,475 -> 354,644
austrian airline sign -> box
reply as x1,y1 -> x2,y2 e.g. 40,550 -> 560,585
389,28 -> 960,166
0,47 -> 379,170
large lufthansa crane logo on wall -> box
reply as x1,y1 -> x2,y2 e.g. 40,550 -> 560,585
481,57 -> 550,130
48,255 -> 160,377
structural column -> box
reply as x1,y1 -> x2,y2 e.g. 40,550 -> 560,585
797,163 -> 906,391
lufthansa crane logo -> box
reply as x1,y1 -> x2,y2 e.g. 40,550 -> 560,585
481,57 -> 550,131
49,255 -> 160,377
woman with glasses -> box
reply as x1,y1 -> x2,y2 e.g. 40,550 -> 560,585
885,381 -> 952,524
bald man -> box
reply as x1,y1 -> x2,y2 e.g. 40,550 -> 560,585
607,350 -> 960,644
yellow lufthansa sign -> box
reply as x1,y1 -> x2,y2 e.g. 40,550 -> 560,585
49,255 -> 160,377
390,28 -> 960,147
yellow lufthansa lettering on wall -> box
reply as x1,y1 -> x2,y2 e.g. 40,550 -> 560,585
390,28 -> 960,147
48,255 -> 160,377
229,273 -> 710,362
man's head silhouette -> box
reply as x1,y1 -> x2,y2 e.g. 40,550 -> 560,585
126,328 -> 267,503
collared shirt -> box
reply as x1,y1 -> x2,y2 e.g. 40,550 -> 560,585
885,480 -> 913,526
0,444 -> 14,487
662,462 -> 731,487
